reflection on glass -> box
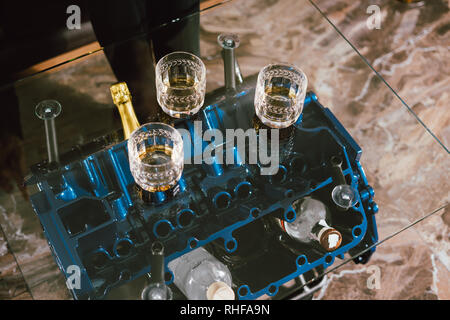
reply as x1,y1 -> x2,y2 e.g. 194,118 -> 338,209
128,123 -> 184,192
254,63 -> 307,128
141,282 -> 173,300
332,184 -> 358,210
156,51 -> 206,118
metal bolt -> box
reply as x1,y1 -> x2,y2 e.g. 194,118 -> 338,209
330,156 -> 346,186
218,33 -> 240,50
218,33 -> 242,90
330,156 -> 357,211
150,241 -> 165,284
35,100 -> 62,164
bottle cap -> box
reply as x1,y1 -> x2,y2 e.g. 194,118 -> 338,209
319,228 -> 342,252
110,82 -> 132,105
206,281 -> 235,300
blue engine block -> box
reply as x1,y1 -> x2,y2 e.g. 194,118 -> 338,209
27,75 -> 378,300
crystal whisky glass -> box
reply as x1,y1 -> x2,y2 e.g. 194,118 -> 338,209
254,63 -> 307,128
156,51 -> 206,119
128,123 -> 184,193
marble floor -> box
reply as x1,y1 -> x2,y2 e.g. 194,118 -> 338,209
0,0 -> 448,300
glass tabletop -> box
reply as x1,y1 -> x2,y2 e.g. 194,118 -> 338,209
0,0 -> 448,300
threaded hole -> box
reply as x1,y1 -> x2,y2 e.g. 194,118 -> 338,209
297,256 -> 307,266
285,210 -> 295,221
92,251 -> 109,269
268,285 -> 277,294
236,183 -> 251,200
116,240 -> 133,257
178,210 -> 194,228
226,241 -> 236,251
155,221 -> 172,238
189,239 -> 198,249
239,286 -> 249,296
215,193 -> 231,209
250,208 -> 261,218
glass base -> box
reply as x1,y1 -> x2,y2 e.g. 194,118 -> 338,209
136,183 -> 183,205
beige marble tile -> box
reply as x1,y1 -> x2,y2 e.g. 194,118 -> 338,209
312,0 -> 450,149
0,228 -> 30,299
0,189 -> 70,299
314,209 -> 449,299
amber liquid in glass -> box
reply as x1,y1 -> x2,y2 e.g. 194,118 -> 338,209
138,145 -> 174,192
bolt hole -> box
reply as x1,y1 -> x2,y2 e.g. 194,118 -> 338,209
189,239 -> 198,249
239,286 -> 249,297
250,208 -> 261,219
285,210 -> 295,221
297,256 -> 307,266
268,285 -> 277,294
285,190 -> 294,198
226,241 -> 236,251
154,221 -> 172,238
353,227 -> 362,237
92,251 -> 109,269
236,183 -> 251,200
215,193 -> 231,210
178,210 -> 194,228
116,240 -> 133,257
325,255 -> 333,264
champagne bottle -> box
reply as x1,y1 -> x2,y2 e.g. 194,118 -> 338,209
110,82 -> 140,140
279,197 -> 342,252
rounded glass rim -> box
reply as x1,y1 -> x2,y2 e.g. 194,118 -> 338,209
155,51 -> 207,83
128,122 -> 184,169
257,62 -> 308,95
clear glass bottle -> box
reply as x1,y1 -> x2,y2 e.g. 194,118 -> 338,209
281,197 -> 342,252
168,247 -> 235,300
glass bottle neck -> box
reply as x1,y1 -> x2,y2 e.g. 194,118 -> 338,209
116,100 -> 140,140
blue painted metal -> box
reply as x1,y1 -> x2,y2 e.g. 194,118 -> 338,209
28,77 -> 378,300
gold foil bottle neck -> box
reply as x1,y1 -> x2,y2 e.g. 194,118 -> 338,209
110,82 -> 140,139
111,82 -> 132,105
